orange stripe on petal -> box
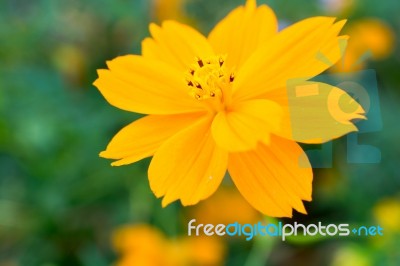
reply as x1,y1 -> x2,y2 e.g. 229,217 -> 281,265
228,136 -> 313,218
100,113 -> 206,166
93,55 -> 204,115
148,117 -> 228,207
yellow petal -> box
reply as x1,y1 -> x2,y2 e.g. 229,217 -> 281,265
268,81 -> 365,143
100,113 -> 205,166
233,17 -> 347,101
93,55 -> 204,115
142,20 -> 214,71
208,0 -> 277,69
228,136 -> 313,217
211,99 -> 282,152
148,117 -> 228,206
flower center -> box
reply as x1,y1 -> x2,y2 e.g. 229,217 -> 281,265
186,55 -> 234,103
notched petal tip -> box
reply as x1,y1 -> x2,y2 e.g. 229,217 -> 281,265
160,190 -> 198,208
92,69 -> 104,85
99,151 -> 107,158
161,197 -> 171,208
93,69 -> 112,89
148,23 -> 163,41
301,16 -> 336,27
105,60 -> 112,68
110,161 -> 121,167
160,195 -> 200,208
161,19 -> 181,28
334,19 -> 347,29
149,22 -> 160,33
99,150 -> 124,166
303,194 -> 313,202
94,69 -> 107,79
141,37 -> 153,48
245,0 -> 256,9
295,202 -> 308,215
99,148 -> 121,160
99,154 -> 131,166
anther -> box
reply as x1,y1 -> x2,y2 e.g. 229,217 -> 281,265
187,55 -> 230,102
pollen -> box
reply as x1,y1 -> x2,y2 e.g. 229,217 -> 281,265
186,55 -> 234,101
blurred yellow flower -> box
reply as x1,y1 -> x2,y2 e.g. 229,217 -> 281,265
373,197 -> 400,233
113,224 -> 167,258
332,18 -> 395,72
112,224 -> 225,266
94,0 -> 364,217
168,237 -> 225,266
188,187 -> 261,225
52,45 -> 86,86
331,244 -> 371,266
152,0 -> 189,22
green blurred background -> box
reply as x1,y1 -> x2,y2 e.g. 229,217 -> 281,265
1,0 -> 400,265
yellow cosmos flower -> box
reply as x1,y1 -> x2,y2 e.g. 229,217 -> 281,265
331,244 -> 371,266
332,18 -> 395,72
94,0 -> 365,217
113,224 -> 225,266
373,197 -> 400,233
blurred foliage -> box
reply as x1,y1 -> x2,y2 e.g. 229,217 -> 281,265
0,0 -> 400,265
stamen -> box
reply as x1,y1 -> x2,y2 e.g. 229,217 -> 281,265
187,54 -> 233,102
